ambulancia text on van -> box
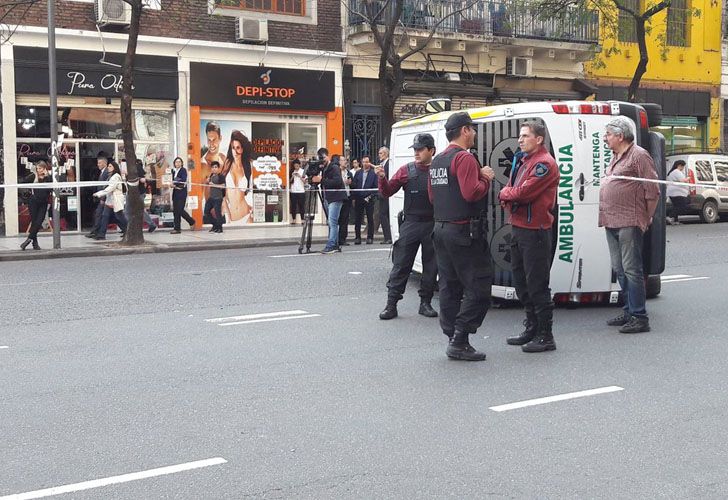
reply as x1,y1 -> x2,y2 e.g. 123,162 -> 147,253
388,101 -> 667,304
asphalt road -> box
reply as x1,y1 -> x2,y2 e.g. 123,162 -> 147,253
2,220 -> 728,499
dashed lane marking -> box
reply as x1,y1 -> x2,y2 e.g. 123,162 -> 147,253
0,457 -> 227,500
206,310 -> 320,327
660,274 -> 691,280
0,346 -> 9,349
489,386 -> 624,412
661,276 -> 709,284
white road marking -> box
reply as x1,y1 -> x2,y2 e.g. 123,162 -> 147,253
206,310 -> 309,323
172,268 -> 240,276
489,386 -> 624,412
0,346 -> 9,349
661,277 -> 710,284
0,280 -> 64,287
348,271 -> 363,275
660,274 -> 691,280
218,314 -> 321,326
270,248 -> 390,258
0,457 -> 227,500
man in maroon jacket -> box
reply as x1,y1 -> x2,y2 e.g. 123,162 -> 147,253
499,121 -> 560,352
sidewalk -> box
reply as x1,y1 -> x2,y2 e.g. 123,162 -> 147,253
0,224 -> 330,261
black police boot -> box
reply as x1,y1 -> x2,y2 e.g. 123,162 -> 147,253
506,313 -> 537,346
446,332 -> 486,361
522,319 -> 556,353
20,238 -> 32,251
418,300 -> 438,318
31,238 -> 41,250
379,301 -> 398,320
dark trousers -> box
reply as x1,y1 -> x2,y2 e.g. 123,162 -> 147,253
433,222 -> 492,335
510,227 -> 554,324
91,200 -> 106,234
28,201 -> 48,240
377,197 -> 392,241
354,198 -> 374,241
338,198 -> 352,244
173,194 -> 195,230
204,197 -> 224,230
97,206 -> 128,237
387,219 -> 437,303
669,196 -> 690,222
290,192 -> 305,220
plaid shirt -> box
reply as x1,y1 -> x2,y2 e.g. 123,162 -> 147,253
598,143 -> 660,232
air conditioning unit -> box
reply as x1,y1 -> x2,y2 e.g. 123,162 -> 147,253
507,57 -> 532,77
237,18 -> 269,44
95,0 -> 132,26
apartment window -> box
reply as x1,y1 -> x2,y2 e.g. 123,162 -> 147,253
666,0 -> 690,46
617,0 -> 639,43
215,0 -> 304,16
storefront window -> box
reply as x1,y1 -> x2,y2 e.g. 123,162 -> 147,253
653,117 -> 706,154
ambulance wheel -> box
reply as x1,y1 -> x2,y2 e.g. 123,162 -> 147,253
700,200 -> 719,224
646,275 -> 661,299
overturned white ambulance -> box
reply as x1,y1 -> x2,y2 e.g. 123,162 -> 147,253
388,101 -> 666,305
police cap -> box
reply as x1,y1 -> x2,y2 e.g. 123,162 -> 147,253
410,133 -> 435,149
444,111 -> 475,131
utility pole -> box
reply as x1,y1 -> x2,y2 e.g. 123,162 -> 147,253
48,0 -> 61,249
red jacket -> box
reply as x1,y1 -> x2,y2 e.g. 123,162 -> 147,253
499,146 -> 559,230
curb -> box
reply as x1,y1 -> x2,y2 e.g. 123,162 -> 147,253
0,237 -> 329,262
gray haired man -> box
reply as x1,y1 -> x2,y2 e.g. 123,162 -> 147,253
599,117 -> 659,334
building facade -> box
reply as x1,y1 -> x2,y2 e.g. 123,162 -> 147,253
343,0 -> 600,159
586,0 -> 723,154
0,0 -> 344,236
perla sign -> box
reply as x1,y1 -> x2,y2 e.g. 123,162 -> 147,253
66,71 -> 131,95
557,144 -> 575,263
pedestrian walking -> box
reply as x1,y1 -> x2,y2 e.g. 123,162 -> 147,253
666,160 -> 689,225
86,152 -> 110,239
599,117 -> 659,334
352,155 -> 378,244
92,160 -> 128,240
498,121 -> 560,352
20,160 -> 51,251
377,133 -> 438,320
171,156 -> 196,234
428,112 -> 495,361
204,161 -> 226,233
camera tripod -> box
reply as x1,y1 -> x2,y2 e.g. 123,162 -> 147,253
298,183 -> 327,254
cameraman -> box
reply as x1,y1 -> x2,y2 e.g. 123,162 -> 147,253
311,148 -> 346,254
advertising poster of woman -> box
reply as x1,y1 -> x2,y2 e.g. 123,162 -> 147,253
200,119 -> 253,226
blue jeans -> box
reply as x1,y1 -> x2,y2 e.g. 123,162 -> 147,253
605,227 -> 647,318
325,200 -> 343,250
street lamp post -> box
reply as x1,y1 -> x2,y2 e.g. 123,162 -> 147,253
48,0 -> 61,249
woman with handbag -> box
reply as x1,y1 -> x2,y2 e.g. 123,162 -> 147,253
92,160 -> 128,240
20,160 -> 51,250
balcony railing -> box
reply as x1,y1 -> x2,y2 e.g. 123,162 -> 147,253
348,0 -> 599,44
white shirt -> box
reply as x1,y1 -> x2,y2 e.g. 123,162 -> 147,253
291,169 -> 306,193
666,168 -> 689,197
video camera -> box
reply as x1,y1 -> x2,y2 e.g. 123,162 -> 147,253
305,154 -> 325,180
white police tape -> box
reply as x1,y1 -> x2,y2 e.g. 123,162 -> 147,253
609,175 -> 728,192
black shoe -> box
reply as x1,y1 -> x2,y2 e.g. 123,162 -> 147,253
380,240 -> 392,245
20,238 -> 31,251
335,246 -> 342,252
379,304 -> 398,320
31,239 -> 41,250
170,229 -> 181,234
340,242 -> 350,246
418,301 -> 438,318
84,233 -> 96,239
209,227 -> 216,232
354,239 -> 362,245
366,238 -> 373,244
522,336 -> 556,353
607,312 -> 631,326
93,235 -> 106,240
507,317 -> 538,345
148,225 -> 157,233
446,337 -> 487,361
619,316 -> 650,334
321,247 -> 338,254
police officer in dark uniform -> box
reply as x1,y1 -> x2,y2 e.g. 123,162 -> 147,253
428,112 -> 495,361
376,133 -> 438,320
499,121 -> 559,352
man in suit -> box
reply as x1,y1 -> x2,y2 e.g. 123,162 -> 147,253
375,146 -> 393,244
352,155 -> 379,244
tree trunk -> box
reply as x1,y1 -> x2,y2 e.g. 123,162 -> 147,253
379,63 -> 405,147
627,17 -> 649,103
120,0 -> 144,245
